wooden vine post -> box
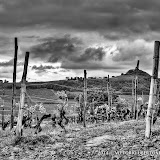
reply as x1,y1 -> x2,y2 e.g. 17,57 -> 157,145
79,93 -> 82,122
145,41 -> 160,139
83,70 -> 87,127
11,37 -> 18,129
107,75 -> 110,110
110,83 -> 112,108
92,98 -> 94,115
2,107 -> 4,130
157,83 -> 160,104
134,60 -> 139,120
16,52 -> 29,137
132,79 -> 134,99
142,91 -> 144,104
79,94 -> 82,109
2,82 -> 5,130
131,78 -> 134,117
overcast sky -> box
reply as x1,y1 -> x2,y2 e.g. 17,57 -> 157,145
0,0 -> 159,82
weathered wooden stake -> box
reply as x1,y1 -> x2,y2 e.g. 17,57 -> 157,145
83,70 -> 87,127
11,37 -> 18,129
157,83 -> 160,104
110,83 -> 112,108
92,98 -> 94,113
79,94 -> 81,108
135,77 -> 138,120
16,52 -> 29,137
145,41 -> 160,139
134,60 -> 139,120
2,83 -> 4,130
79,94 -> 82,122
131,78 -> 134,117
136,59 -> 139,70
142,91 -> 144,104
107,75 -> 110,110
2,108 -> 4,130
132,78 -> 134,99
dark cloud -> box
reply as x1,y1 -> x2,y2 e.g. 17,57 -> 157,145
111,39 -> 153,69
0,36 -> 11,48
32,65 -> 59,71
34,70 -> 46,75
0,65 -> 23,80
30,34 -> 82,62
30,35 -> 109,70
61,61 -> 126,70
59,69 -> 70,72
72,47 -> 106,62
0,0 -> 158,77
1,0 -> 160,41
0,59 -> 13,67
0,36 -> 14,57
28,34 -> 155,71
22,35 -> 40,39
34,69 -> 58,76
0,59 -> 23,67
32,64 -> 70,74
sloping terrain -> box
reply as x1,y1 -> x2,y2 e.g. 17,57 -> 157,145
2,68 -> 151,95
110,69 -> 151,95
0,68 -> 152,117
1,119 -> 160,159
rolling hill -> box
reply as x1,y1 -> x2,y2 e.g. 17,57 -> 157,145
1,68 -> 152,95
0,68 -> 153,116
110,69 -> 151,95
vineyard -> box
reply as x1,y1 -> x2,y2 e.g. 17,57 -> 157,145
0,39 -> 160,160
0,89 -> 78,123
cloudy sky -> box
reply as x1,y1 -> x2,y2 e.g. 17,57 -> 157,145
0,0 -> 159,82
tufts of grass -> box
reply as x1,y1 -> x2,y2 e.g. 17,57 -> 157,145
11,134 -> 55,147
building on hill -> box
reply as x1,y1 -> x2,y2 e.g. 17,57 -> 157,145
66,77 -> 83,81
4,80 -> 8,83
66,77 -> 70,80
103,77 -> 108,79
88,77 -> 96,79
79,77 -> 83,80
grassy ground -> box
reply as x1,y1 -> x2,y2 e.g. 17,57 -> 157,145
119,95 -> 149,104
1,118 -> 160,160
0,88 -> 78,118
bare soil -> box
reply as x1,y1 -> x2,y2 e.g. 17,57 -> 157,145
1,119 -> 160,160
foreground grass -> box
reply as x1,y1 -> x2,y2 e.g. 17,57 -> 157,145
1,120 -> 160,160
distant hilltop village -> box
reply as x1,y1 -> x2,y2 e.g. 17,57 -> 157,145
0,80 -> 9,83
65,76 -> 115,81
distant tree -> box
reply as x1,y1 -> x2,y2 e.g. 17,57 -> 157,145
75,91 -> 118,109
4,79 -> 8,83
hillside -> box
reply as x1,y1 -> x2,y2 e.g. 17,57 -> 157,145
1,69 -> 152,95
125,69 -> 151,77
110,69 -> 151,94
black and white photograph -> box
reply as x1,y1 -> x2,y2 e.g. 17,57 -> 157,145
0,0 -> 160,159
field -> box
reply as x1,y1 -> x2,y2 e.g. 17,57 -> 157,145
119,95 -> 149,104
1,119 -> 160,159
0,89 -> 78,118
0,88 -> 149,123
0,87 -> 156,160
